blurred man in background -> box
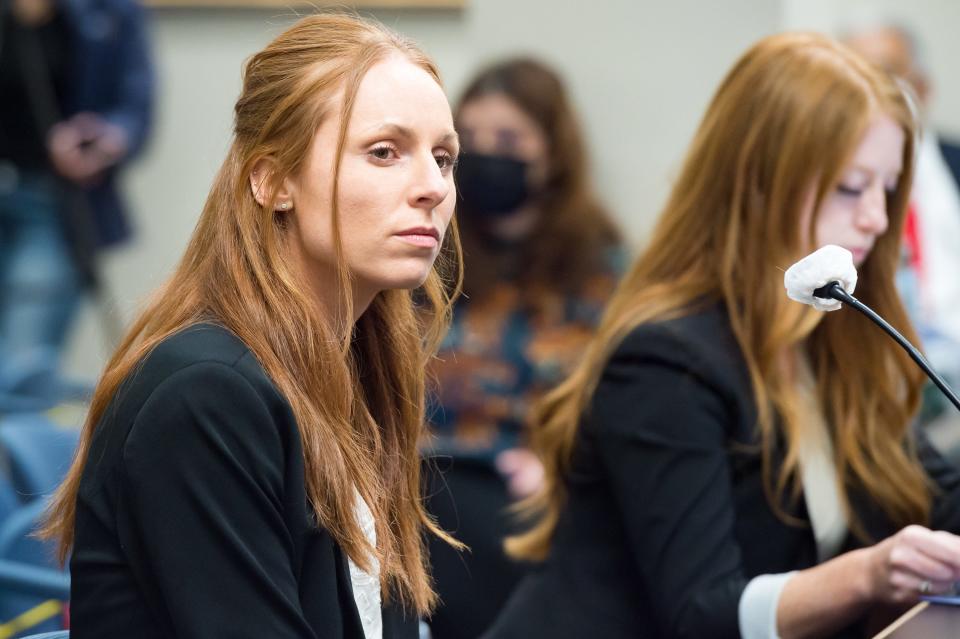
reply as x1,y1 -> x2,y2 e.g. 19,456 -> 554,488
0,0 -> 153,403
845,23 -> 960,426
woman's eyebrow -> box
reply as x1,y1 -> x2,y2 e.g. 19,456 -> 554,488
360,122 -> 415,140
439,131 -> 460,150
361,123 -> 459,149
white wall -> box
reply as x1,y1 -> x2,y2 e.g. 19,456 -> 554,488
782,0 -> 960,138
64,0 -> 960,379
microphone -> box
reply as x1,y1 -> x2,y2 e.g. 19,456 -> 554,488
785,245 -> 960,413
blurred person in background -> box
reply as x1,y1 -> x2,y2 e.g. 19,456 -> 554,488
424,57 -> 624,639
0,0 -> 153,403
845,23 -> 960,426
486,33 -> 960,639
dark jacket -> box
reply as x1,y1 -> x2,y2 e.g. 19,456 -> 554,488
485,306 -> 960,639
70,323 -> 417,639
61,0 -> 154,247
940,138 -> 960,191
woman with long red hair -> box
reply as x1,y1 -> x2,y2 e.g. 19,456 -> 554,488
489,33 -> 960,639
42,14 -> 461,639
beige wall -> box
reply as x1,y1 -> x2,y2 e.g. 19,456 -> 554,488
63,0 -> 960,378
783,0 -> 960,138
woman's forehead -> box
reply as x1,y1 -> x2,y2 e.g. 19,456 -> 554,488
346,56 -> 454,138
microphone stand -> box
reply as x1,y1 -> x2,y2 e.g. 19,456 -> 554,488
814,281 -> 960,413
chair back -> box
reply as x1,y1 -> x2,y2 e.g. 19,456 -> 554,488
0,433 -> 70,637
0,415 -> 79,501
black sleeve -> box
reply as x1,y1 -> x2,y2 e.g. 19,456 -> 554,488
916,424 -> 960,533
117,362 -> 317,639
590,327 -> 748,639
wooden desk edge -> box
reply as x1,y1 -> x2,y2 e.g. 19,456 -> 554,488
873,602 -> 929,639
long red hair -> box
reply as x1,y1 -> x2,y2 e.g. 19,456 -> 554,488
509,32 -> 927,560
42,14 -> 461,613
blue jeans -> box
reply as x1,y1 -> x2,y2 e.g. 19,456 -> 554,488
0,173 -> 83,379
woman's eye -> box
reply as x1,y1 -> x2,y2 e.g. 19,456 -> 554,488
435,152 -> 455,171
370,145 -> 397,161
836,184 -> 864,197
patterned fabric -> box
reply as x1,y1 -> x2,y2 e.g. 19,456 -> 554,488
427,248 -> 625,459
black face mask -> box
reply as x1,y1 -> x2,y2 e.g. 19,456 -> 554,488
455,152 -> 531,218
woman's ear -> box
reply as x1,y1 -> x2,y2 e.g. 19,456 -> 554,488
250,158 -> 296,211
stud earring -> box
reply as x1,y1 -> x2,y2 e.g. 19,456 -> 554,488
279,202 -> 290,210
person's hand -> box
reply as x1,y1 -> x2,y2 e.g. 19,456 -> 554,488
48,113 -> 128,186
495,447 -> 545,499
864,525 -> 960,604
12,0 -> 55,26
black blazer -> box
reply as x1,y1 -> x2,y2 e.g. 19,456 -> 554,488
485,306 -> 960,639
940,138 -> 960,191
70,323 -> 417,639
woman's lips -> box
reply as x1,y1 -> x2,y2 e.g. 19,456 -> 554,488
848,247 -> 869,263
395,227 -> 440,248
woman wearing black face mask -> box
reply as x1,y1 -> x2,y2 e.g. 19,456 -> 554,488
456,153 -> 531,219
423,58 -> 624,639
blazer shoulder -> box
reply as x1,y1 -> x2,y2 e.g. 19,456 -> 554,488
121,323 -> 284,415
615,306 -> 742,371
143,323 -> 251,371
604,306 -> 754,416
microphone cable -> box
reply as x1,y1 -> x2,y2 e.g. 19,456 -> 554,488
814,281 -> 960,413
